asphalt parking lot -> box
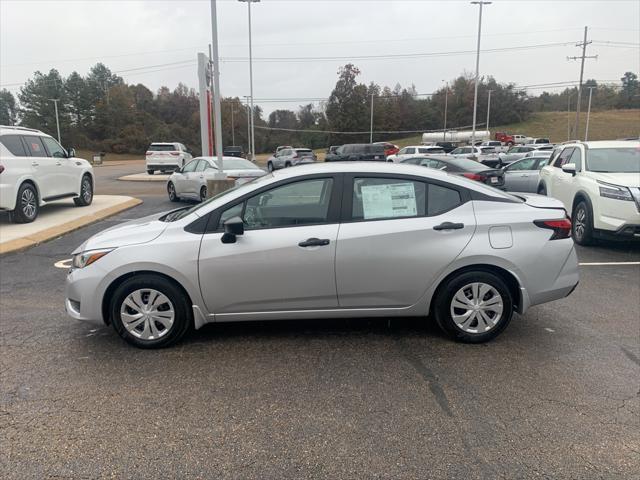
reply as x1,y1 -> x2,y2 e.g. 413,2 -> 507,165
1,161 -> 639,479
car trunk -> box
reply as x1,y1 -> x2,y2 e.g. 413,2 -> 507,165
512,192 -> 567,211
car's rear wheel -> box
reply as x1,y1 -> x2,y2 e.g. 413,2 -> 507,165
267,161 -> 274,172
200,186 -> 207,202
11,182 -> 39,223
167,181 -> 179,202
537,183 -> 547,195
434,271 -> 513,343
74,174 -> 93,206
110,275 -> 192,349
572,200 -> 594,246
147,169 -> 154,175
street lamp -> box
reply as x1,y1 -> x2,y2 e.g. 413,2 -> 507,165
238,0 -> 260,161
486,89 -> 494,132
470,1 -> 491,148
442,80 -> 449,141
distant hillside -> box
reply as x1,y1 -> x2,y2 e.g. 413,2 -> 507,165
391,109 -> 639,148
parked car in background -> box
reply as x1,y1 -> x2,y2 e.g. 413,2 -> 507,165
479,140 -> 509,153
537,140 -> 640,245
498,145 -> 538,165
387,145 -> 446,163
66,161 -> 578,348
167,156 -> 266,203
222,146 -> 245,158
502,156 -> 550,193
512,134 -> 528,145
267,148 -> 317,172
401,155 -> 505,188
146,142 -> 192,174
325,143 -> 386,162
373,142 -> 400,157
449,146 -> 501,168
525,138 -> 550,145
495,132 -> 515,145
435,141 -> 457,153
0,126 -> 94,223
524,149 -> 553,158
276,145 -> 292,154
327,145 -> 340,155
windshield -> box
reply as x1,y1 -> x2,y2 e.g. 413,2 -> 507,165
165,173 -> 273,221
586,148 -> 640,173
214,158 -> 259,170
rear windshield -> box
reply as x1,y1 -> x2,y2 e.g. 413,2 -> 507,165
148,144 -> 176,151
480,147 -> 496,153
215,158 -> 258,170
224,147 -> 242,152
535,139 -> 550,144
295,149 -> 313,156
587,148 -> 640,173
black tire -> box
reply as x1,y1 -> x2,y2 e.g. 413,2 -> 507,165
267,162 -> 274,172
285,161 -> 292,168
537,183 -> 547,195
572,200 -> 594,246
147,169 -> 155,175
200,186 -> 207,202
167,182 -> 179,202
433,271 -> 514,343
74,174 -> 93,207
110,274 -> 192,349
11,182 -> 39,223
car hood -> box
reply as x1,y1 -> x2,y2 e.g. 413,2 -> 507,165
587,172 -> 640,188
72,211 -> 171,254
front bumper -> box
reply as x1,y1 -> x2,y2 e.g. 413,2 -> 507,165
595,224 -> 640,241
65,266 -> 107,325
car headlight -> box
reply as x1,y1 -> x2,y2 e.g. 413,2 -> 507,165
598,181 -> 633,201
72,248 -> 114,269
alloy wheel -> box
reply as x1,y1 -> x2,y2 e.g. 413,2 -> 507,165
120,288 -> 175,341
168,183 -> 176,200
450,282 -> 504,334
82,178 -> 92,202
21,188 -> 37,219
574,206 -> 586,240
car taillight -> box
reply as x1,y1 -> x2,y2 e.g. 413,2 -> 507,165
170,152 -> 180,156
462,173 -> 485,181
145,151 -> 151,156
534,218 -> 572,240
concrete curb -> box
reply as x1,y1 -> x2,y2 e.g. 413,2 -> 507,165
0,198 -> 143,255
118,173 -> 170,182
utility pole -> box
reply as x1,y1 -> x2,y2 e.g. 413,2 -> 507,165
369,93 -> 374,143
209,2 -> 224,169
584,86 -> 596,141
49,99 -> 61,144
486,89 -> 494,133
442,80 -> 448,141
231,102 -> 235,146
567,26 -> 597,139
239,0 -> 260,161
567,93 -> 572,141
244,96 -> 251,157
469,1 -> 491,150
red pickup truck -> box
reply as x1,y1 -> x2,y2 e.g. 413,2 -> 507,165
494,132 -> 515,145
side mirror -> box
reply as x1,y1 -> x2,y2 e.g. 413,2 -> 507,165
221,216 -> 244,244
67,148 -> 76,158
561,163 -> 576,175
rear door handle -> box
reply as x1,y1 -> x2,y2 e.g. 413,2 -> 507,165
298,238 -> 330,247
433,222 -> 464,231
32,161 -> 39,167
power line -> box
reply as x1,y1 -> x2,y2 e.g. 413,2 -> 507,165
254,122 -> 486,136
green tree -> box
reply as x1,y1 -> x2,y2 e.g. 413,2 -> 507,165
0,89 -> 17,125
18,69 -> 68,137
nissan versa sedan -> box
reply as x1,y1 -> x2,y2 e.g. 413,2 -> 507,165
66,162 -> 579,349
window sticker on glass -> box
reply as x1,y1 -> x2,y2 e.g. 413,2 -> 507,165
361,182 -> 417,219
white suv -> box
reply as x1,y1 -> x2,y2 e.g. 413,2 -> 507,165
145,142 -> 192,174
0,126 -> 94,223
537,140 -> 640,245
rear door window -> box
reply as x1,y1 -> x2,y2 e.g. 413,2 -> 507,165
0,135 -> 28,156
352,177 -> 426,220
24,136 -> 47,156
428,184 -> 462,216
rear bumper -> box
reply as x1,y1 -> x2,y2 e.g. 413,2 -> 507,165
527,246 -> 580,308
0,183 -> 16,211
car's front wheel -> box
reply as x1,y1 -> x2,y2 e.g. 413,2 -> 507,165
110,275 -> 192,348
147,169 -> 155,175
285,161 -> 292,168
267,161 -> 274,172
537,183 -> 547,195
74,174 -> 93,207
572,200 -> 594,246
200,186 -> 207,202
167,181 -> 179,202
11,182 -> 39,223
434,271 -> 513,343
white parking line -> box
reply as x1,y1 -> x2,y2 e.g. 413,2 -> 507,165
579,262 -> 640,266
54,259 -> 72,269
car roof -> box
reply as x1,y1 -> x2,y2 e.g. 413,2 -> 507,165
198,156 -> 254,162
580,140 -> 639,149
0,126 -> 48,136
150,142 -> 177,145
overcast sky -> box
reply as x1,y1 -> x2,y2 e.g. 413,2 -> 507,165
1,0 -> 639,114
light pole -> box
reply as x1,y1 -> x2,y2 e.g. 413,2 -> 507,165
567,92 -> 572,141
244,95 -> 251,156
369,93 -> 374,143
486,89 -> 494,133
442,80 -> 448,141
231,102 -> 235,146
470,1 -> 491,149
584,86 -> 595,141
239,0 -> 260,161
49,99 -> 61,144
209,1 -> 224,168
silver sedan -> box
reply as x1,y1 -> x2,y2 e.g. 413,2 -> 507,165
502,156 -> 550,193
167,156 -> 266,202
66,162 -> 579,348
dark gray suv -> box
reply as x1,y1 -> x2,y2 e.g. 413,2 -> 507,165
325,144 -> 386,162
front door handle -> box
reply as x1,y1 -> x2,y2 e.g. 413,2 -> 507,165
298,238 -> 330,247
433,222 -> 464,231
32,161 -> 39,167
